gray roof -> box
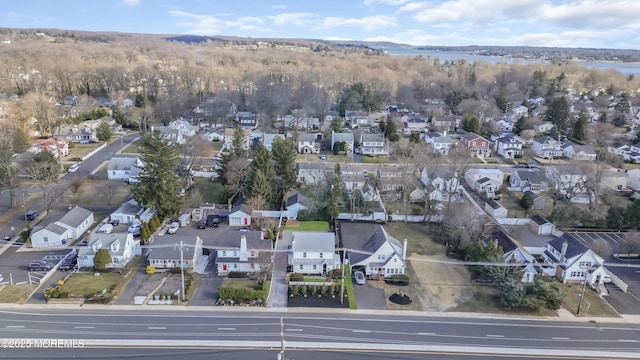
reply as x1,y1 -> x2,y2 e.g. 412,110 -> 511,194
148,235 -> 202,261
41,222 -> 68,236
547,233 -> 587,261
339,223 -> 401,265
531,215 -> 549,225
113,198 -> 140,216
533,135 -> 558,144
230,203 -> 253,216
361,134 -> 385,142
514,170 -> 547,184
291,232 -> 336,252
215,230 -> 268,250
108,157 -> 142,171
298,133 -> 317,142
286,192 -> 308,208
57,206 -> 93,228
333,132 -> 354,142
488,230 -> 518,253
77,233 -> 132,258
297,162 -> 334,171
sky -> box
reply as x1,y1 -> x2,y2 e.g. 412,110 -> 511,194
3,0 -> 640,49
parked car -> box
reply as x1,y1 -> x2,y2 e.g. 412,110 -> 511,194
320,154 -> 327,160
29,260 -> 53,271
354,271 -> 366,285
128,223 -> 141,236
58,254 -> 78,271
67,163 -> 79,173
206,215 -> 220,228
197,220 -> 207,229
108,219 -> 120,226
25,210 -> 39,221
78,240 -> 88,247
167,222 -> 180,234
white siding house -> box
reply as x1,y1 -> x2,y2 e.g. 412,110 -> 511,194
288,231 -> 341,275
30,223 -> 70,248
215,231 -> 272,275
339,223 -> 407,278
55,206 -> 94,240
77,233 -> 141,269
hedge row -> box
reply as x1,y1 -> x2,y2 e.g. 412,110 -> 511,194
218,287 -> 266,301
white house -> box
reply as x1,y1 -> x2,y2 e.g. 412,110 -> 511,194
297,133 -> 321,154
425,132 -> 453,155
107,157 -> 144,183
464,168 -> 504,190
403,117 -> 427,135
542,234 -> 609,285
344,110 -> 372,128
490,230 -> 538,283
152,126 -> 186,145
110,198 -> 154,225
215,231 -> 271,275
420,166 -> 461,202
288,231 -> 341,275
533,121 -> 554,134
148,235 -> 208,273
77,233 -> 141,269
532,136 -> 563,159
261,133 -> 286,151
30,223 -> 70,248
339,223 -> 407,278
485,199 -> 508,218
545,165 -> 587,197
509,170 -> 549,193
201,129 -> 224,142
360,133 -> 388,156
296,162 -> 333,185
169,119 -> 198,137
331,131 -> 354,153
562,141 -> 597,161
495,134 -> 523,159
530,215 -> 555,235
228,202 -> 252,227
284,192 -> 308,220
55,206 -> 94,240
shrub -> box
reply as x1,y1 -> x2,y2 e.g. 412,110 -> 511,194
327,269 -> 343,279
385,274 -> 410,286
262,281 -> 270,295
254,290 -> 265,300
301,285 -> 307,296
289,273 -> 304,282
146,266 -> 156,274
44,287 -> 60,299
228,271 -> 248,278
310,285 -> 317,296
321,284 -> 328,295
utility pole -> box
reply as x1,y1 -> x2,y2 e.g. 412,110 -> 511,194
576,267 -> 588,315
340,247 -> 346,304
180,240 -> 185,302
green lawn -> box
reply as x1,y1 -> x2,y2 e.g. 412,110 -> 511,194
450,286 -> 557,316
194,178 -> 225,203
284,221 -> 330,231
59,272 -> 129,298
344,265 -> 357,309
220,278 -> 261,290
359,156 -> 391,164
303,276 -> 329,283
561,284 -> 620,317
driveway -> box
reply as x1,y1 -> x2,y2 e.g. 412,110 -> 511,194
267,230 -> 291,308
114,261 -> 148,305
190,257 -> 223,306
604,285 -> 640,315
353,281 -> 387,310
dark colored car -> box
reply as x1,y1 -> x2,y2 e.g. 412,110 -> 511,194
197,220 -> 207,229
25,210 -> 39,221
59,253 -> 78,271
28,260 -> 53,271
206,215 -> 221,228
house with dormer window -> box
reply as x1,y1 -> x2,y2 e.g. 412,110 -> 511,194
532,136 -> 562,159
494,134 -> 523,159
541,234 -> 609,285
77,233 -> 141,269
287,231 -> 341,275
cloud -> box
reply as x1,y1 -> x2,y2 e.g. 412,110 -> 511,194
396,2 -> 430,13
268,13 -> 316,27
319,15 -> 397,32
540,0 -> 640,30
121,0 -> 141,6
364,0 -> 410,5
271,4 -> 288,10
169,10 -> 270,36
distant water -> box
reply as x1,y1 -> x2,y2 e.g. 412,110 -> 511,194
385,48 -> 640,76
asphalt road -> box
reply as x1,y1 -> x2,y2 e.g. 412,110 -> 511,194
0,309 -> 638,358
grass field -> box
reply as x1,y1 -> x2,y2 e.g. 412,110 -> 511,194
561,283 -> 620,317
284,221 -> 330,231
384,222 -> 446,256
59,272 -> 130,298
359,156 -> 391,164
194,178 -> 225,203
0,285 -> 37,303
449,286 -> 555,316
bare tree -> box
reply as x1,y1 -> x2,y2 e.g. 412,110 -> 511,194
443,202 -> 487,252
0,125 -> 30,208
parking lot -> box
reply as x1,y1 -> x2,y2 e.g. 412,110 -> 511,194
0,241 -> 73,286
569,231 -> 640,315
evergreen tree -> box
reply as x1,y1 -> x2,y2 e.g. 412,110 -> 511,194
461,113 -> 481,134
494,87 -> 510,113
382,118 -> 399,141
409,132 -> 421,143
271,137 -> 297,192
251,168 -> 275,205
544,96 -> 570,133
96,121 -> 112,142
327,163 -> 344,221
331,116 -> 343,132
133,130 -> 184,218
94,249 -> 112,271
519,192 -> 535,217
573,108 -> 589,142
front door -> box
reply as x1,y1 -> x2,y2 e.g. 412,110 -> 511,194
596,274 -> 601,284
322,264 -> 327,276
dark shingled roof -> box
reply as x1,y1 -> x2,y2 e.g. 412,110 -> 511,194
339,223 -> 401,265
488,230 -> 517,253
531,215 -> 549,225
548,233 -> 587,260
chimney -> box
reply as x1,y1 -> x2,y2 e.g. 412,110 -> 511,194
402,239 -> 408,261
443,130 -> 447,137
239,235 -> 248,262
561,241 -> 568,258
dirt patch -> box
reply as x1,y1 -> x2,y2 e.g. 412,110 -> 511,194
156,273 -> 189,297
63,179 -> 131,206
409,254 -> 475,311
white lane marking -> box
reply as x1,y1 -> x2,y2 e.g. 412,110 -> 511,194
418,332 -> 436,335
285,328 -> 303,332
552,337 -> 570,340
619,339 -> 638,342
486,334 -> 504,338
5,326 -> 25,328
218,327 -> 236,331
352,330 -> 371,333
147,326 -> 166,330
74,326 -> 95,329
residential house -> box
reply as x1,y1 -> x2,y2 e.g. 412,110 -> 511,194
169,119 -> 198,137
284,192 -> 308,220
235,112 -> 258,130
262,133 -> 286,151
432,115 -> 456,132
201,129 -> 224,142
152,126 -> 186,145
533,121 -> 554,134
424,132 -> 453,155
297,133 -> 321,154
459,132 -> 491,158
77,233 -> 141,269
561,141 -> 597,161
541,234 -> 609,285
30,223 -> 70,248
420,166 -> 460,202
626,169 -> 640,190
360,133 -> 388,156
601,170 -> 628,191
464,168 -> 504,191
495,134 -> 523,159
331,131 -> 354,153
110,198 -> 155,225
509,170 -> 549,193
107,157 -> 144,183
228,201 -> 253,227
485,199 -> 507,218
55,206 -> 94,240
607,141 -> 630,158
224,127 -> 251,151
32,137 -> 69,158
496,117 -> 515,133
296,162 -> 333,185
403,117 -> 427,135
338,222 -> 407,278
545,165 -> 587,197
530,215 -> 555,235
344,110 -> 372,128
532,136 -> 562,159
340,164 -> 376,193
148,235 -> 208,273
489,230 -> 538,283
59,124 -> 98,143
215,231 -> 271,274
288,231 -> 341,275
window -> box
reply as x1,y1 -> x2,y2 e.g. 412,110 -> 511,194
250,251 -> 255,257
222,251 -> 226,257
299,264 -> 303,270
377,254 -> 385,260
579,261 -> 591,268
319,253 -> 323,259
303,252 -> 307,258
313,265 -> 317,270
44,237 -> 49,243
233,263 -> 237,269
